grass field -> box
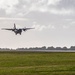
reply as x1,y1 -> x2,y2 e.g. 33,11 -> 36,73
0,51 -> 75,75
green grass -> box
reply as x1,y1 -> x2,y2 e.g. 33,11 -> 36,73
0,52 -> 75,75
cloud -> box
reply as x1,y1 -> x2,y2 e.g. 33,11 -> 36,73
0,17 -> 28,21
0,0 -> 65,17
24,0 -> 73,15
0,0 -> 19,14
63,25 -> 70,29
29,0 -> 61,12
0,0 -> 74,18
49,8 -> 73,15
32,23 -> 55,31
47,0 -> 61,5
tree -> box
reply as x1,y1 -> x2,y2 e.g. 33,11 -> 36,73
62,47 -> 68,50
47,46 -> 55,50
70,46 -> 75,50
55,47 -> 62,50
41,46 -> 46,50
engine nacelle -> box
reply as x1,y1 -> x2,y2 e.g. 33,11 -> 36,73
23,29 -> 26,31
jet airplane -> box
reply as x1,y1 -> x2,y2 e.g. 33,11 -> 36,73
2,23 -> 34,35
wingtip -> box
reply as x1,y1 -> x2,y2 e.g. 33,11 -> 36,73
30,27 -> 35,29
1,28 -> 5,30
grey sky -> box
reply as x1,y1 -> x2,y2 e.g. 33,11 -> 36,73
0,0 -> 75,48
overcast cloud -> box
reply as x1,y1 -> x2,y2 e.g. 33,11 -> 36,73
0,0 -> 75,48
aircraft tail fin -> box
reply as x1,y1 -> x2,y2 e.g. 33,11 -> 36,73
14,23 -> 16,29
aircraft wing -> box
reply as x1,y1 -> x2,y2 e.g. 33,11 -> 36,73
2,28 -> 14,31
22,28 -> 34,31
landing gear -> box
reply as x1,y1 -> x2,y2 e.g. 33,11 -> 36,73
15,33 -> 17,35
19,32 -> 21,35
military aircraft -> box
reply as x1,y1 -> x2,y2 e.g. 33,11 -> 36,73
2,23 -> 34,35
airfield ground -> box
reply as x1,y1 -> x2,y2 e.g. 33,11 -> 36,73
0,51 -> 75,75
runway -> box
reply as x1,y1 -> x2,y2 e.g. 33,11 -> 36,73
11,50 -> 75,52
0,50 -> 75,52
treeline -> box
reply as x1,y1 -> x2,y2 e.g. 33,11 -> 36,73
16,46 -> 75,50
0,46 -> 75,50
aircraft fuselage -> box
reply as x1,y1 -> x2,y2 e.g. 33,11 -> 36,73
13,29 -> 22,35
